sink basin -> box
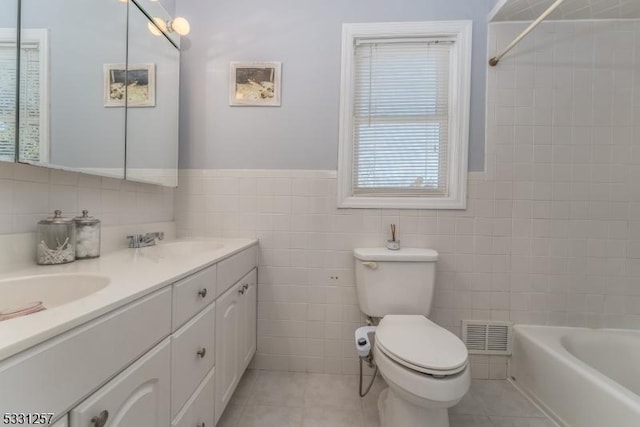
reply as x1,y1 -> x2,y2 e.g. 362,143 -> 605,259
0,274 -> 110,316
142,240 -> 225,256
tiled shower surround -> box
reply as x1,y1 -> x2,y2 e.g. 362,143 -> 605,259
177,19 -> 640,377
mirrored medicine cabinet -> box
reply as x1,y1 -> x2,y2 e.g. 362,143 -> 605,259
0,0 -> 179,187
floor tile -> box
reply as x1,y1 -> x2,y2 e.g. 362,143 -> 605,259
359,375 -> 387,411
362,406 -> 381,427
217,370 -> 556,427
217,403 -> 243,427
489,416 -> 557,427
302,406 -> 364,427
231,369 -> 259,406
237,405 -> 303,427
304,373 -> 362,409
248,371 -> 308,407
450,414 -> 495,427
471,380 -> 545,418
451,387 -> 487,416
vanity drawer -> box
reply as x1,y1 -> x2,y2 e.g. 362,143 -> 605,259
217,245 -> 257,297
171,367 -> 215,427
171,302 -> 215,419
0,287 -> 171,417
172,265 -> 217,331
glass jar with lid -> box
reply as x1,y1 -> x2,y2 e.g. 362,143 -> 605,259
37,210 -> 76,265
74,210 -> 101,259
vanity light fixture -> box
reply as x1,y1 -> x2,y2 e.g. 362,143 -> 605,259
147,17 -> 166,36
147,16 -> 190,36
169,17 -> 190,36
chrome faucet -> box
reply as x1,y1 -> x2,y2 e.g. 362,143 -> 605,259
127,232 -> 165,248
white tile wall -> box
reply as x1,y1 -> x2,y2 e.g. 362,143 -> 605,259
175,19 -> 640,377
491,0 -> 640,22
0,162 -> 174,234
486,19 -> 640,329
176,168 -> 508,376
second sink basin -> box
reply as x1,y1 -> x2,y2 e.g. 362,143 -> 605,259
0,274 -> 110,317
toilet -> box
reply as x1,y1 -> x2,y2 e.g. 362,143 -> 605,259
353,248 -> 470,427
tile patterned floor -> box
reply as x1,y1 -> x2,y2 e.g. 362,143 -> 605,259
217,370 -> 557,427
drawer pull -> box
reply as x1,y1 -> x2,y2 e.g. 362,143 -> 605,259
196,347 -> 207,358
91,410 -> 109,427
198,288 -> 208,298
243,283 -> 249,291
238,287 -> 245,295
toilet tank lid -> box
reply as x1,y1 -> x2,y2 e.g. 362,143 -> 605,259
353,248 -> 438,262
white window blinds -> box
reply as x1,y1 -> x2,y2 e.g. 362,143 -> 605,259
352,38 -> 453,197
0,40 -> 17,161
0,29 -> 46,164
18,41 -> 43,162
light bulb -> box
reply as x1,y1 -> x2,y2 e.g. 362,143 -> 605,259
147,21 -> 161,36
170,17 -> 190,36
148,17 -> 167,36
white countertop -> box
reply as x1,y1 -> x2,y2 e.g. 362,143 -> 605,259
0,238 -> 258,362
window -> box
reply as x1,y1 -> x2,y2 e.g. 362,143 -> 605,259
0,29 -> 17,162
0,28 -> 48,163
337,21 -> 472,209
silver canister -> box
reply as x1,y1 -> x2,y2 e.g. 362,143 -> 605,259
73,210 -> 101,259
37,210 -> 76,265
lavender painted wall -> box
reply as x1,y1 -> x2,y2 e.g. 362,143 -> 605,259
176,0 -> 497,171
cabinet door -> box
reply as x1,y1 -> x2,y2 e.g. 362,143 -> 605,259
70,338 -> 170,427
52,415 -> 68,427
240,269 -> 257,372
214,282 -> 242,425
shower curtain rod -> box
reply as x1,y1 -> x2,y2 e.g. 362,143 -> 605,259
489,0 -> 566,66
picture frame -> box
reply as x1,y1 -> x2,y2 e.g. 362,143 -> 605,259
229,61 -> 281,106
103,63 -> 156,107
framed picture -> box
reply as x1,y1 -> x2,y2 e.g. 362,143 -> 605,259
229,61 -> 281,106
103,63 -> 156,107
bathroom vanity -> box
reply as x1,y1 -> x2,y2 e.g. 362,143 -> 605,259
0,238 -> 258,427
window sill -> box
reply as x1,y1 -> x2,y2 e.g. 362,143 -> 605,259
337,194 -> 467,210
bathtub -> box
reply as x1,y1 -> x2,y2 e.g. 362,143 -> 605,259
510,325 -> 640,427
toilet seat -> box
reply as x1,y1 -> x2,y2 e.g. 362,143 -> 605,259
376,315 -> 468,376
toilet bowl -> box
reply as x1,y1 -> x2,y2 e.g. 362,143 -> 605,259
373,315 -> 470,427
352,248 -> 470,427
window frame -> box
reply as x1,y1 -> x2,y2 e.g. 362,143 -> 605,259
337,21 -> 472,209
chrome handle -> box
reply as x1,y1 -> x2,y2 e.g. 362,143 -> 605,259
91,410 -> 109,427
243,284 -> 249,291
238,287 -> 245,295
198,288 -> 208,298
197,347 -> 206,358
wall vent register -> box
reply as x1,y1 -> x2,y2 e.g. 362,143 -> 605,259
462,320 -> 513,355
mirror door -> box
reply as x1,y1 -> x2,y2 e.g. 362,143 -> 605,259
125,1 -> 179,187
19,0 -> 127,178
0,0 -> 18,163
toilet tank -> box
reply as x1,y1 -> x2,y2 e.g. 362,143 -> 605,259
353,248 -> 438,318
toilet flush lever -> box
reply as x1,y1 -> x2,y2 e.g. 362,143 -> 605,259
362,262 -> 378,270
355,326 -> 377,358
